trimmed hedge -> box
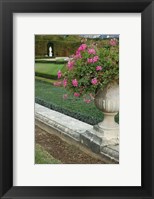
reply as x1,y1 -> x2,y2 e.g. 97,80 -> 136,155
35,72 -> 57,80
35,39 -> 81,57
35,60 -> 67,64
35,76 -> 56,84
35,97 -> 103,125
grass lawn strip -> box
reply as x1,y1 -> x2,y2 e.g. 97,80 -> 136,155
35,143 -> 61,164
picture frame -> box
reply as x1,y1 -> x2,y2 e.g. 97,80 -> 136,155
0,0 -> 154,198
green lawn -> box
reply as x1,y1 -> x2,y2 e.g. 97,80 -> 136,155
35,144 -> 61,164
35,79 -> 119,125
35,62 -> 65,77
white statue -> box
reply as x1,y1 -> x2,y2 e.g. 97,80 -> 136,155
49,46 -> 52,57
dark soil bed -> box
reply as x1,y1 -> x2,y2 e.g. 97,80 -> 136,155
35,126 -> 105,164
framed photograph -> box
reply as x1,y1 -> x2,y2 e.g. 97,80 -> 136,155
0,0 -> 154,198
35,33 -> 120,165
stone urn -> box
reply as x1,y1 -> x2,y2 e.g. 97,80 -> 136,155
94,81 -> 119,145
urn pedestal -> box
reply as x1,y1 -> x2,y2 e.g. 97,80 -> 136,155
94,82 -> 119,146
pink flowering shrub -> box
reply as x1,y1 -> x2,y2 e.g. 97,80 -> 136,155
74,92 -> 80,97
63,79 -> 67,87
91,78 -> 98,85
57,70 -> 62,79
88,48 -> 96,55
84,98 -> 91,104
58,39 -> 119,102
72,79 -> 78,87
63,94 -> 68,100
53,81 -> 62,87
96,66 -> 102,71
67,60 -> 74,70
109,38 -> 118,46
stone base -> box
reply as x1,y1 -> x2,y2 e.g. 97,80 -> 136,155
80,129 -> 119,162
93,124 -> 119,147
80,130 -> 102,154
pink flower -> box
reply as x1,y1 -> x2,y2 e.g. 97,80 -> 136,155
91,78 -> 98,85
93,56 -> 99,63
78,44 -> 87,51
78,46 -> 83,51
109,38 -> 117,46
72,79 -> 78,87
63,79 -> 67,87
63,94 -> 68,100
87,58 -> 93,63
87,56 -> 99,63
53,81 -> 62,86
75,51 -> 82,59
84,99 -> 91,104
96,66 -> 102,71
82,44 -> 87,50
67,61 -> 74,70
74,92 -> 80,97
57,70 -> 62,79
88,48 -> 96,55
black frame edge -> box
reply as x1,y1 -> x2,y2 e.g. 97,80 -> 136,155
152,1 -> 154,198
0,0 -> 154,199
0,0 -> 3,196
0,0 -> 13,198
141,1 -> 153,196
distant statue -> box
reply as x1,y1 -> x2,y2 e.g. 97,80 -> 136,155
49,46 -> 52,57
